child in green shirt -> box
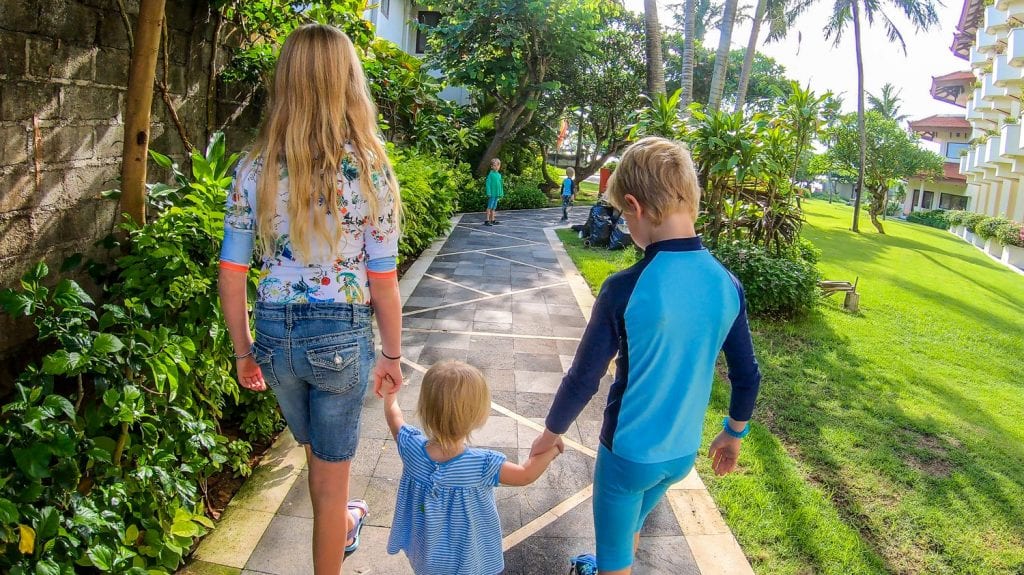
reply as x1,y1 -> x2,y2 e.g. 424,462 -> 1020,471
484,158 -> 504,226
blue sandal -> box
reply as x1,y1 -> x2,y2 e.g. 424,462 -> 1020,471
344,500 -> 368,555
569,553 -> 598,575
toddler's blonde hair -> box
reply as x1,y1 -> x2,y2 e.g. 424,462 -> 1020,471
565,167 -> 575,178
607,137 -> 700,224
417,360 -> 491,452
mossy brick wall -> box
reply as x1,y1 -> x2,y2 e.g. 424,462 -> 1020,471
0,0 -> 262,391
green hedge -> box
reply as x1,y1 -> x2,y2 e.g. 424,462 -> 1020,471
963,212 -> 988,233
456,175 -> 549,213
945,209 -> 968,226
0,138 -> 465,574
975,216 -> 1011,241
996,220 -> 1024,247
906,209 -> 950,229
711,240 -> 821,318
389,145 -> 471,260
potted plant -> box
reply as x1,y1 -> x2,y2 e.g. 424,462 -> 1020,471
946,209 -> 967,235
977,217 -> 1009,255
963,212 -> 988,244
997,220 -> 1024,268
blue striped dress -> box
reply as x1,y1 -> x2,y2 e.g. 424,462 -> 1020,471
386,425 -> 506,575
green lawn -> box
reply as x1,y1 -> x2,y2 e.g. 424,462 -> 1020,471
556,201 -> 1024,575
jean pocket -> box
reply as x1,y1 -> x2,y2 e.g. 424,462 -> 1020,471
253,342 -> 279,388
306,341 -> 361,394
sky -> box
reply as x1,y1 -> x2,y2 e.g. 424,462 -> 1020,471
622,0 -> 970,122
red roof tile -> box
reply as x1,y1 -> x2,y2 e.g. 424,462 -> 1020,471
943,162 -> 967,182
909,115 -> 972,131
933,70 -> 975,82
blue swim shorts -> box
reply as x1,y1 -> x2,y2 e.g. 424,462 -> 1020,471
593,444 -> 697,571
253,302 -> 375,462
487,196 -> 499,210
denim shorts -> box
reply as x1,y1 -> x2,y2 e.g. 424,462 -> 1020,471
253,302 -> 375,462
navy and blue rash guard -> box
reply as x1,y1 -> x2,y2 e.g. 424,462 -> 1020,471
545,236 -> 762,464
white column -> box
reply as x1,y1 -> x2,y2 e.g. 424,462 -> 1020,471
999,179 -> 1013,217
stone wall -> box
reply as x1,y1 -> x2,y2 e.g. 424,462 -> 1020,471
0,0 -> 262,390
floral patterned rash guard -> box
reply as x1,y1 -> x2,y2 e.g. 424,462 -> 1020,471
218,148 -> 399,305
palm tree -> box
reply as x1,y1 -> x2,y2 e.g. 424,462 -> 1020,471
735,0 -> 813,112
681,0 -> 697,106
777,82 -> 830,197
824,0 -> 939,232
707,0 -> 739,111
645,0 -> 666,97
867,82 -> 909,123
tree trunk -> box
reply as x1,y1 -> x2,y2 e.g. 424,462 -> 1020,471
708,0 -> 739,111
869,187 -> 886,233
735,0 -> 766,113
644,0 -> 666,97
851,0 -> 865,233
681,0 -> 697,107
120,0 -> 167,225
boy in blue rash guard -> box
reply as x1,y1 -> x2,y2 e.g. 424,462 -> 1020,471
529,137 -> 762,575
561,167 -> 576,222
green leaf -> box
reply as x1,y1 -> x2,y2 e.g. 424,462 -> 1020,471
0,498 -> 19,524
148,150 -> 174,170
88,545 -> 115,571
13,447 -> 50,480
169,520 -> 199,538
52,279 -> 94,307
0,290 -> 34,316
42,395 -> 75,419
42,351 -> 84,375
34,559 -> 59,575
92,333 -> 125,355
27,262 -> 48,284
124,524 -> 140,545
35,506 -> 58,540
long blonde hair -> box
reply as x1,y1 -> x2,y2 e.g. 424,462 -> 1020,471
251,24 -> 400,262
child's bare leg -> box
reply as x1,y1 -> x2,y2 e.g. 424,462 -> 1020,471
306,446 -> 353,575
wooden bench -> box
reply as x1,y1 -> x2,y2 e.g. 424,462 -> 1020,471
819,277 -> 860,312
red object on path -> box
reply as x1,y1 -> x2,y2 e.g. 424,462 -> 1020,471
599,168 -> 611,194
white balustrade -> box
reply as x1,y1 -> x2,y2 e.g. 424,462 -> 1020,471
986,6 -> 1010,36
978,26 -> 1000,52
1001,122 -> 1023,157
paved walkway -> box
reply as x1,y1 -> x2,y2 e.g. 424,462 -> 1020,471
185,208 -> 752,575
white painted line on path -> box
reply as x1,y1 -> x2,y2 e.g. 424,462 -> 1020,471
401,282 -> 569,317
502,485 -> 594,551
423,273 -> 493,297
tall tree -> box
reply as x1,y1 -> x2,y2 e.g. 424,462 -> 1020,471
828,112 -> 943,233
735,0 -> 811,112
681,0 -> 697,106
121,0 -> 167,225
645,0 -> 667,96
428,0 -> 602,175
707,0 -> 739,110
824,0 -> 939,231
867,82 -> 910,122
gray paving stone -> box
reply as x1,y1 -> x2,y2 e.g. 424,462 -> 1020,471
428,319 -> 473,333
475,308 -> 514,323
425,331 -> 472,350
245,514 -> 313,574
515,370 -> 564,394
417,345 -> 469,365
481,368 -> 516,392
472,415 -> 518,448
466,348 -> 515,370
549,313 -> 587,328
473,321 -> 514,333
514,353 -> 563,372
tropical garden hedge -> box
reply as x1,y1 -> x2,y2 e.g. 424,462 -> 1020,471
945,210 -> 1024,247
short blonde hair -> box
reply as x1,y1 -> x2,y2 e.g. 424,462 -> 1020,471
606,137 -> 700,224
417,360 -> 491,452
565,167 -> 575,178
491,158 -> 501,169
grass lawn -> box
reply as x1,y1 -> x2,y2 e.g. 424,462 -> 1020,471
556,201 -> 1024,575
546,174 -> 602,208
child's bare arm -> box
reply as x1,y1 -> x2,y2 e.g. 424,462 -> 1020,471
499,447 -> 560,486
383,381 -> 404,440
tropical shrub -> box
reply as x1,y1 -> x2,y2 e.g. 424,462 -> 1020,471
996,220 -> 1024,247
389,145 -> 471,259
945,210 -> 968,226
0,136 -> 281,574
501,180 -> 549,210
711,240 -> 820,318
975,216 -> 1012,241
906,209 -> 950,229
963,212 -> 989,233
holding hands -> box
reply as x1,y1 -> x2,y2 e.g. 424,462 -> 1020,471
374,354 -> 403,398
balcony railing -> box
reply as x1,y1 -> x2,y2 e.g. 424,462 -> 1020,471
986,6 -> 1011,37
994,54 -> 1024,91
1001,122 -> 1023,157
978,26 -> 1001,52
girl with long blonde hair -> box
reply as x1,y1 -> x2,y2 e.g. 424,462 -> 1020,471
218,24 -> 404,574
